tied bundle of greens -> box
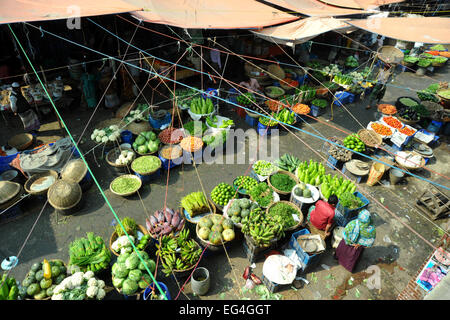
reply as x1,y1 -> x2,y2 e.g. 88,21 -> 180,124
115,217 -> 137,237
69,232 -> 111,273
339,192 -> 364,209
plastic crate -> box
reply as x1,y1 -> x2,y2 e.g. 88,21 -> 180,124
333,91 -> 353,106
243,235 -> 278,264
326,155 -> 341,170
426,120 -> 444,134
333,208 -> 358,227
245,114 -> 258,127
310,105 -> 323,118
335,191 -> 370,219
288,229 -> 322,272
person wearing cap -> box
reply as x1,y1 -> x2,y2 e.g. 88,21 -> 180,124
334,209 -> 376,273
307,195 -> 338,238
9,82 -> 40,132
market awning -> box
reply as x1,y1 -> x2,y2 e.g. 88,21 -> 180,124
316,0 -> 404,9
0,0 -> 140,24
347,17 -> 450,44
252,17 -> 352,46
128,0 -> 299,29
264,0 -> 368,17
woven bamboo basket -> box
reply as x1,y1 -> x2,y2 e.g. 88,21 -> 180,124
109,224 -> 149,257
60,159 -> 88,184
377,46 -> 404,65
266,200 -> 304,232
357,129 -> 382,148
267,170 -> 299,196
395,153 -> 425,171
131,155 -> 162,176
437,89 -> 450,108
126,121 -> 151,136
195,214 -> 234,252
0,181 -> 22,206
24,170 -> 59,196
8,133 -> 34,151
47,179 -> 82,213
267,64 -> 285,80
109,174 -> 142,197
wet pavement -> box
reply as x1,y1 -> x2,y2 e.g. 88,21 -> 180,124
0,64 -> 449,301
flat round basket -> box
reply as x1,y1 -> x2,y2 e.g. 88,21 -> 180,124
265,86 -> 285,99
109,224 -> 149,256
47,179 -> 82,210
437,89 -> 450,105
266,200 -> 303,232
131,155 -> 162,176
377,46 -> 404,65
8,133 -> 34,151
395,152 -> 425,170
357,129 -> 382,148
24,170 -> 59,196
60,159 -> 88,184
106,147 -> 135,169
267,64 -> 285,80
110,174 -> 142,197
195,214 -> 234,251
0,181 -> 21,206
267,170 -> 299,195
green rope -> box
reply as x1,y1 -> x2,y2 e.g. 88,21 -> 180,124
8,24 -> 167,300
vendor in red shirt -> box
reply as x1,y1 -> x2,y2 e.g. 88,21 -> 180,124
307,195 -> 338,238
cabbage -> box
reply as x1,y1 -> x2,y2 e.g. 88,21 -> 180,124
128,269 -> 142,282
113,277 -> 125,289
117,253 -> 130,264
122,279 -> 138,295
114,263 -> 129,278
147,140 -> 159,153
135,135 -> 147,146
137,250 -> 149,260
138,145 -> 148,154
125,255 -> 140,270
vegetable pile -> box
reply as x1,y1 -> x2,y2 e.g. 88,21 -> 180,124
267,202 -> 299,230
51,271 -> 105,300
378,104 -> 397,115
296,160 -> 326,186
124,104 -> 148,123
333,73 -> 353,88
236,92 -> 256,106
293,182 -> 313,199
206,115 -> 234,128
226,198 -> 259,225
198,214 -> 236,244
0,274 -> 19,300
398,126 -> 416,136
328,143 -> 352,162
183,120 -> 207,137
253,160 -> 277,176
158,127 -> 185,144
291,103 -> 310,115
180,191 -> 211,217
173,88 -> 198,108
311,98 -> 328,109
234,176 -> 258,193
131,155 -> 161,174
156,229 -> 201,276
295,85 -> 316,102
91,125 -> 121,144
132,130 -> 160,155
160,145 -> 183,160
265,86 -> 285,97
21,259 -> 67,300
343,134 -> 366,153
273,109 -> 296,124
179,136 -> 204,152
211,182 -> 236,207
241,208 -> 285,247
269,172 -> 296,193
111,217 -> 150,254
345,56 -> 359,68
111,176 -> 141,194
339,192 -> 364,210
259,116 -> 278,127
276,153 -> 301,173
69,232 -> 111,273
417,83 -> 440,103
202,130 -> 228,149
145,208 -> 185,238
320,175 -> 357,200
190,97 -> 214,115
112,250 -> 156,295
370,123 -> 393,136
249,182 -> 275,208
265,99 -> 284,112
114,149 -> 135,166
382,116 -> 403,129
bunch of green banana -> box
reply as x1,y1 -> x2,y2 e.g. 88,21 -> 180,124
241,208 -> 284,247
180,191 -> 209,217
275,153 -> 301,173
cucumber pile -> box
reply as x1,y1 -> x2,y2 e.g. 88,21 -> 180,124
190,97 -> 214,115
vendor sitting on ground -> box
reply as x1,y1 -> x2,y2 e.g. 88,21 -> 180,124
9,82 -> 40,133
307,195 -> 338,238
239,75 -> 261,93
334,209 -> 376,273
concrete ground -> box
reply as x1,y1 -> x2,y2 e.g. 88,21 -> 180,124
0,64 -> 449,301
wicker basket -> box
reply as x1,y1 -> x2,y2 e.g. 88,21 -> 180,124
60,159 -> 88,184
265,86 -> 285,99
126,121 -> 151,136
395,153 -> 425,170
357,129 -> 382,148
110,174 -> 142,197
267,170 -> 299,196
0,181 -> 21,206
377,46 -> 404,65
437,89 -> 450,108
266,200 -> 303,232
8,133 -> 34,151
106,147 -> 135,170
115,102 -> 136,119
195,214 -> 234,252
47,179 -> 82,211
131,155 -> 162,176
267,64 -> 285,80
24,170 -> 59,196
109,224 -> 149,256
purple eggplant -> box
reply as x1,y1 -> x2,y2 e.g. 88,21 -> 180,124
175,218 -> 185,232
171,211 -> 180,228
149,215 -> 158,227
164,210 -> 173,225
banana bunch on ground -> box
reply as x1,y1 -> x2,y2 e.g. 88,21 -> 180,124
241,208 -> 284,247
156,229 -> 201,276
275,153 -> 301,173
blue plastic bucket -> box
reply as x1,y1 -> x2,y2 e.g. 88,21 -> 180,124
143,282 -> 171,300
121,130 -> 133,144
0,153 -> 18,174
149,113 -> 172,131
257,122 -> 277,136
245,114 -> 258,127
158,153 -> 183,170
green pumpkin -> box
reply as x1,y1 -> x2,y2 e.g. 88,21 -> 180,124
208,231 -> 223,245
